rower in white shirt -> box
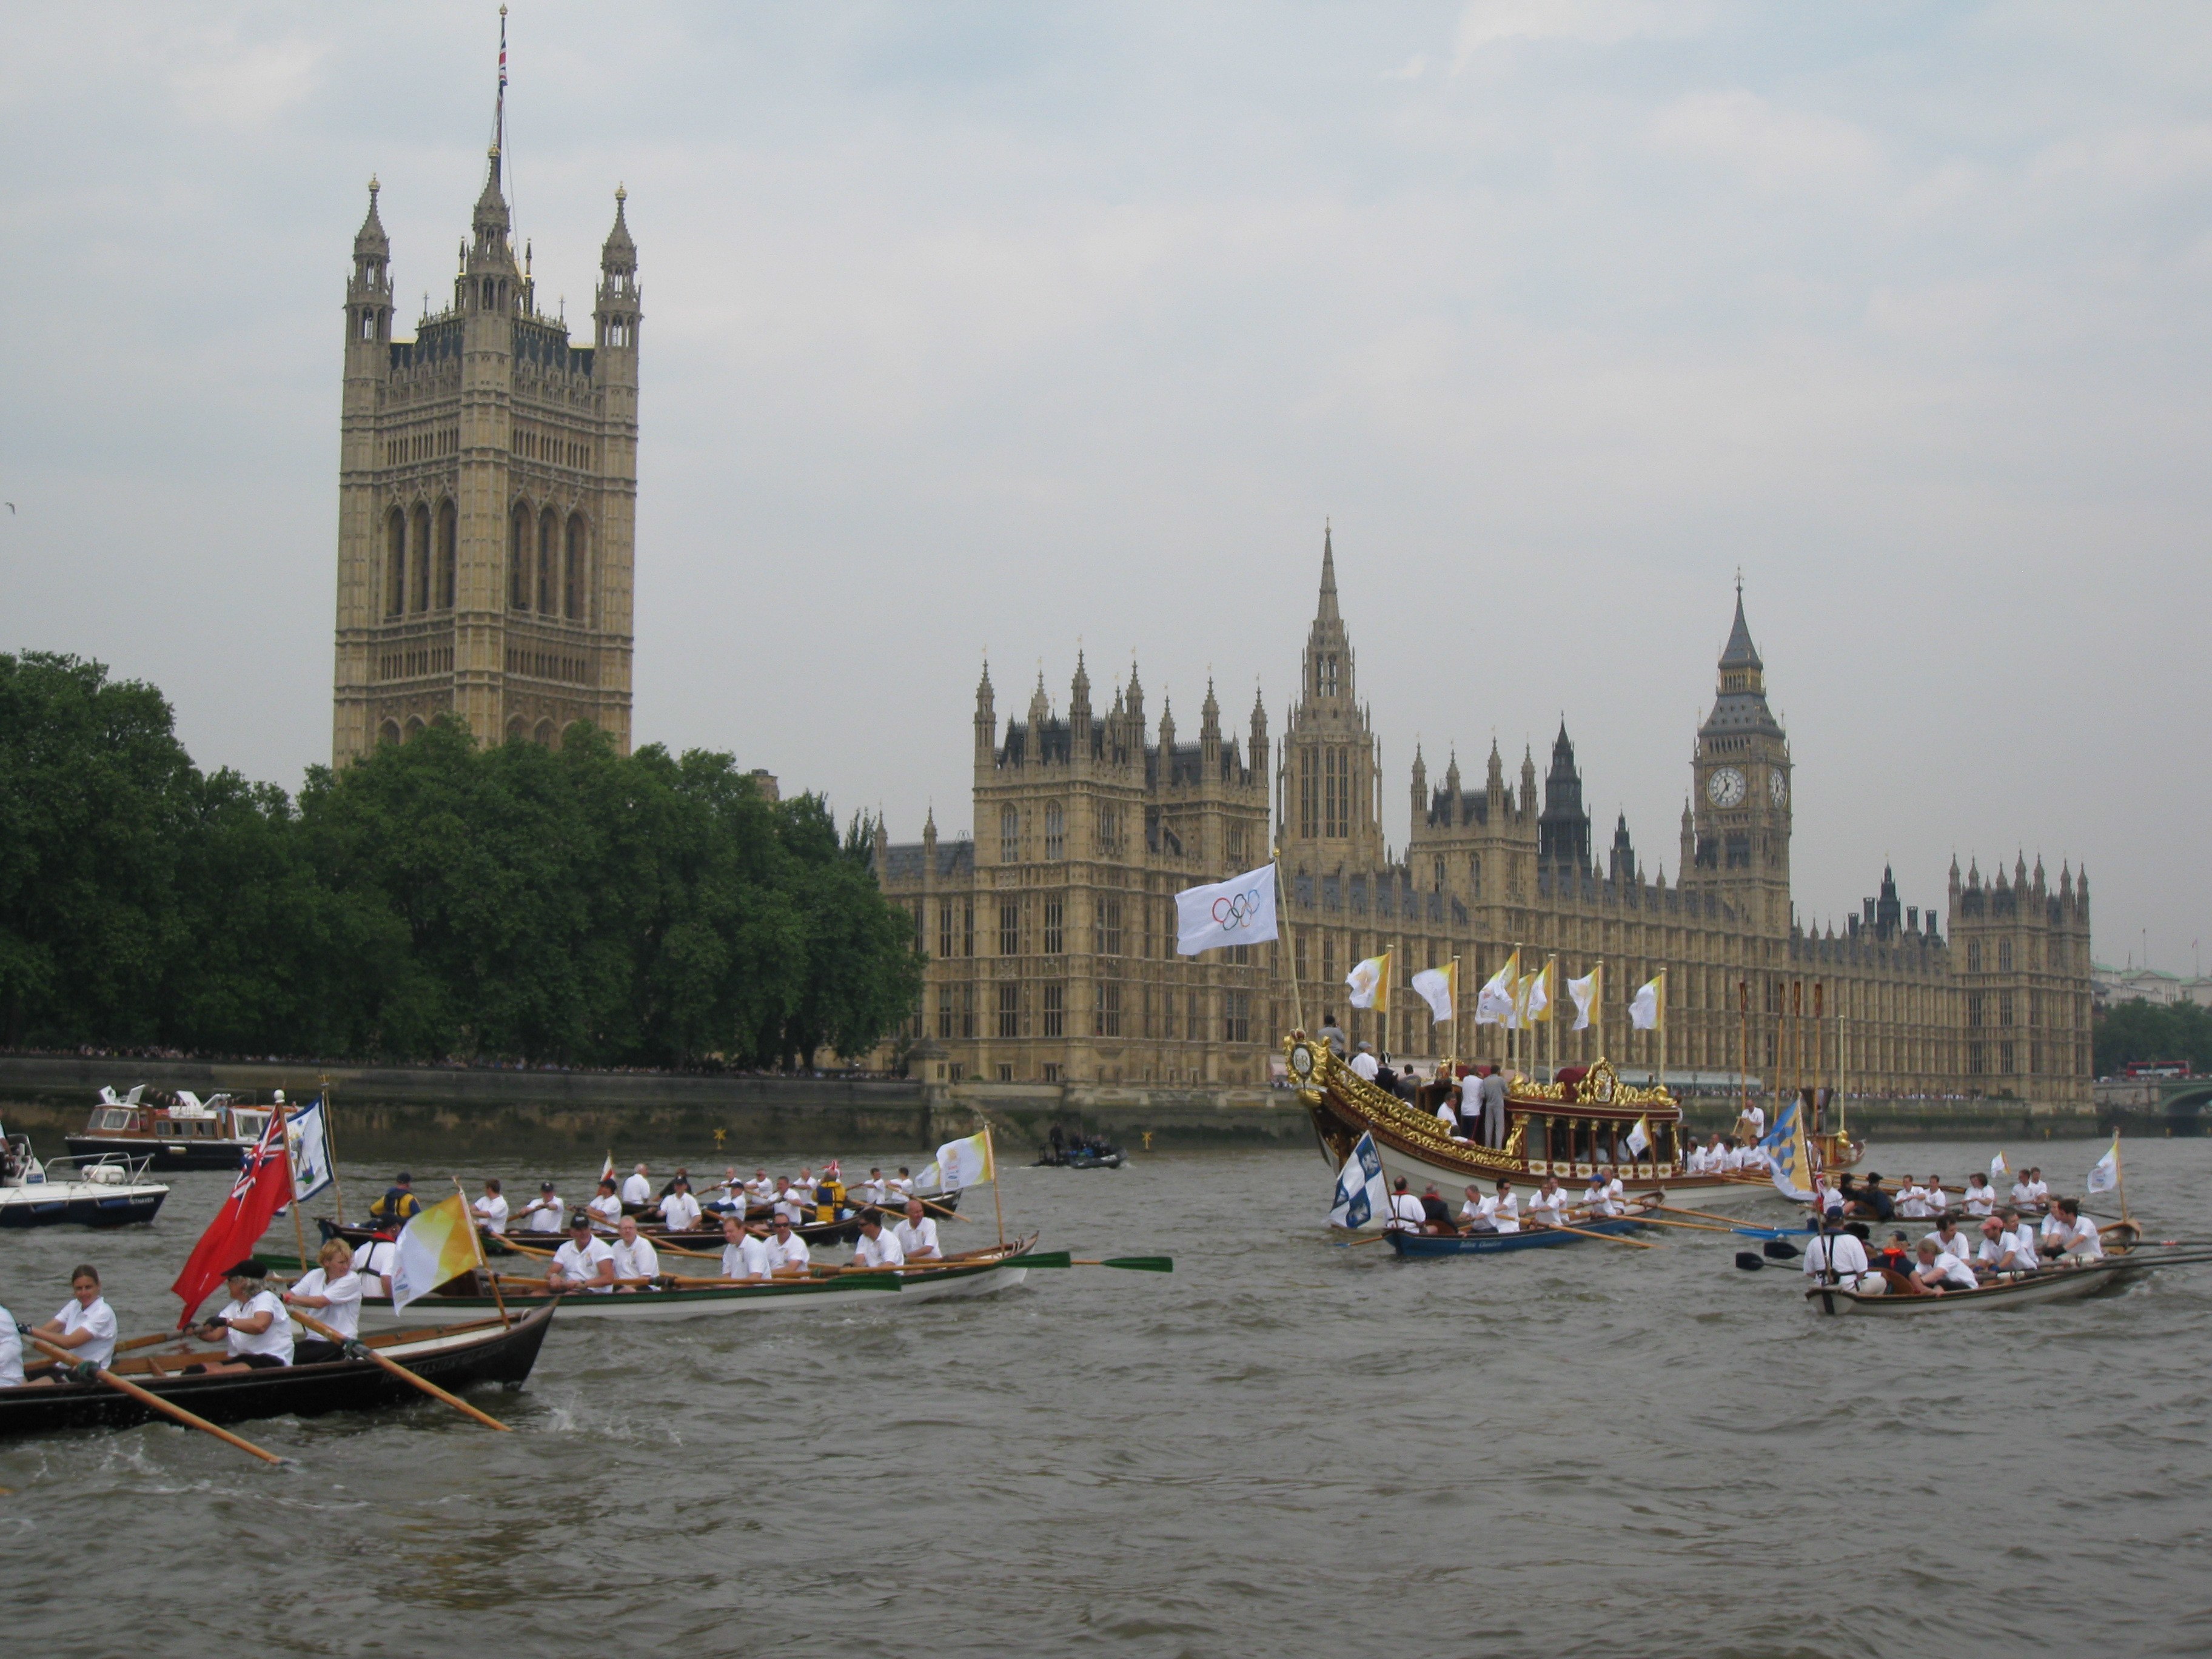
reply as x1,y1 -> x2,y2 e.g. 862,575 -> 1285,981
1384,1178 -> 1427,1232
1815,1176 -> 1846,1220
1895,1177 -> 1929,1220
620,1164 -> 652,1208
889,1167 -> 917,1201
351,1236 -> 399,1297
769,1176 -> 808,1224
473,1178 -> 510,1236
1481,1179 -> 1521,1235
2025,1169 -> 2050,1207
1804,1224 -> 1880,1290
2005,1210 -> 2045,1272
1961,1173 -> 1996,1217
516,1180 -> 566,1234
2009,1175 -> 2037,1210
30,1264 -> 119,1373
1907,1237 -> 1979,1294
609,1216 -> 661,1290
893,1199 -> 942,1262
587,1178 -> 625,1226
1923,1175 -> 1952,1216
853,1212 -> 907,1270
549,1214 -> 617,1293
1581,1174 -> 1618,1218
659,1178 -> 702,1233
282,1238 -> 365,1359
764,1215 -> 812,1277
1526,1177 -> 1570,1225
188,1260 -> 295,1371
0,1302 -> 19,1388
1973,1216 -> 2036,1278
2050,1198 -> 2103,1262
859,1168 -> 890,1206
1602,1165 -> 1626,1204
719,1216 -> 773,1282
743,1168 -> 775,1210
1924,1218 -> 1977,1267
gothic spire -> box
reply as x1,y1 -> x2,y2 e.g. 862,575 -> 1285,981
1316,521 -> 1339,623
1720,579 -> 1763,672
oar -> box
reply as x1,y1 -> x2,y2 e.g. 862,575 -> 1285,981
1523,1219 -> 1660,1250
1655,1202 -> 1806,1232
1763,1239 -> 1801,1260
286,1309 -> 509,1432
24,1333 -> 292,1467
1008,1252 -> 1174,1273
1615,1212 -> 1741,1236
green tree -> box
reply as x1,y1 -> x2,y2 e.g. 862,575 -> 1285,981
2094,997 -> 2212,1076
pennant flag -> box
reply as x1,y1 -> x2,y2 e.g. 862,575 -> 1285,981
1526,959 -> 1555,1025
1346,950 -> 1392,1011
1626,1116 -> 1651,1158
1567,965 -> 1600,1031
390,1194 -> 483,1312
1327,1131 -> 1388,1229
1410,962 -> 1456,1025
1990,1151 -> 2009,1180
170,1110 -> 295,1327
1176,862 -> 1280,955
1473,951 -> 1520,1026
1628,971 -> 1665,1031
936,1128 -> 997,1190
600,1150 -> 615,1183
2085,1135 -> 2121,1195
284,1098 -> 335,1204
1759,1098 -> 1815,1202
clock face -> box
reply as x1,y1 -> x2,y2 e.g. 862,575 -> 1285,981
1706,766 -> 1747,808
1769,769 -> 1788,806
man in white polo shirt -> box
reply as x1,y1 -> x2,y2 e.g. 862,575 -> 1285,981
659,1178 -> 702,1233
893,1198 -> 941,1262
853,1211 -> 907,1270
1350,1042 -> 1381,1082
610,1215 -> 660,1290
621,1164 -> 652,1208
473,1178 -> 510,1236
720,1216 -> 773,1282
764,1215 -> 812,1278
549,1214 -> 617,1294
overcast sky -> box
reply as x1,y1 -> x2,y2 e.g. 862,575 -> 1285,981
4,3 -> 2208,973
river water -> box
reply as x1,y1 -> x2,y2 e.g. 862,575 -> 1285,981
4,1132 -> 2209,1657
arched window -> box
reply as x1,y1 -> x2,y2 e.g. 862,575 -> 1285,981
565,512 -> 587,619
409,503 -> 432,613
385,508 -> 406,618
534,719 -> 557,746
403,716 -> 425,742
506,715 -> 526,745
538,508 -> 558,614
1045,802 -> 1065,860
435,499 -> 458,609
999,805 -> 1020,865
509,502 -> 533,609
378,719 -> 401,746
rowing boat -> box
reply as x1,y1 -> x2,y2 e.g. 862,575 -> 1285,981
356,1237 -> 1042,1322
1290,1035 -> 1781,1211
318,1189 -> 962,1256
0,1303 -> 555,1437
1804,1224 -> 2150,1316
1382,1213 -> 1652,1256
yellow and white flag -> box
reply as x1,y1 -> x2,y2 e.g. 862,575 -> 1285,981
1507,970 -> 1540,1030
1526,959 -> 1555,1025
390,1193 -> 483,1312
2085,1134 -> 2121,1195
1626,1116 -> 1651,1158
936,1128 -> 997,1190
1410,961 -> 1456,1025
1346,949 -> 1392,1012
1566,964 -> 1601,1031
1628,971 -> 1666,1031
1473,951 -> 1520,1025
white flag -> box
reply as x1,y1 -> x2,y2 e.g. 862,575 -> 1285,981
1628,973 -> 1663,1031
1175,862 -> 1279,956
936,1128 -> 997,1190
1327,1131 -> 1389,1229
284,1098 -> 336,1204
1566,968 -> 1598,1031
2085,1136 -> 2120,1195
1524,963 -> 1552,1026
1626,1116 -> 1651,1158
1473,952 -> 1519,1025
1990,1151 -> 2009,1180
1410,964 -> 1456,1025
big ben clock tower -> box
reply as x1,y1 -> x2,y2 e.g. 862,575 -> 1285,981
1684,582 -> 1792,934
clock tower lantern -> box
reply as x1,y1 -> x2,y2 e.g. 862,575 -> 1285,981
1684,583 -> 1792,934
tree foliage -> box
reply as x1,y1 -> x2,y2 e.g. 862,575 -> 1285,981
2093,997 -> 2212,1077
0,652 -> 923,1067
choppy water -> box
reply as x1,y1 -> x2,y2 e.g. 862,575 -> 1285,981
4,1133 -> 2210,1657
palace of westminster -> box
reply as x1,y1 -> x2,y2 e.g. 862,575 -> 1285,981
326,101 -> 2093,1109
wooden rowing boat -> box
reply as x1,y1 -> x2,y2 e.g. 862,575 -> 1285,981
356,1237 -> 1042,1322
1382,1213 -> 1652,1256
318,1188 -> 963,1256
1290,1034 -> 1781,1212
0,1303 -> 555,1437
1803,1223 -> 2150,1316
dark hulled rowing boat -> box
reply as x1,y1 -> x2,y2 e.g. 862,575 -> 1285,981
0,1303 -> 556,1437
1381,1212 -> 1654,1256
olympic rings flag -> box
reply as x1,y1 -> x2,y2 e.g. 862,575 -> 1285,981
1175,862 -> 1281,956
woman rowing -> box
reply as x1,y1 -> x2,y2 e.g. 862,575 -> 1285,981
187,1260 -> 295,1371
282,1239 -> 364,1361
21,1264 -> 118,1384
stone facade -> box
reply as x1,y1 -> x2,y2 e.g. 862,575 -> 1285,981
330,96 -> 638,764
874,530 -> 2094,1108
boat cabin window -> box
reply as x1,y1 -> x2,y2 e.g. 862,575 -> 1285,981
232,1112 -> 267,1141
98,1110 -> 135,1130
155,1121 -> 177,1136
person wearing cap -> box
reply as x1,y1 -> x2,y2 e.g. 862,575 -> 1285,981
369,1172 -> 420,1227
1349,1041 -> 1381,1083
27,1263 -> 118,1378
1803,1221 -> 1880,1290
658,1177 -> 702,1233
1847,1173 -> 1895,1222
853,1210 -> 907,1270
352,1233 -> 399,1297
893,1198 -> 941,1262
473,1178 -> 510,1237
586,1178 -> 623,1227
610,1215 -> 660,1290
517,1181 -> 566,1235
764,1214 -> 812,1278
720,1215 -> 773,1282
620,1163 -> 652,1208
1974,1213 -> 2036,1278
1581,1171 -> 1620,1218
550,1214 -> 617,1293
188,1261 -> 294,1370
283,1238 -> 364,1359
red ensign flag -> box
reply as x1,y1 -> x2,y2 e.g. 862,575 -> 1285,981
170,1112 -> 294,1326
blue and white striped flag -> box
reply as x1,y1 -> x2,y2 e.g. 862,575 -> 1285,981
1328,1131 -> 1388,1228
